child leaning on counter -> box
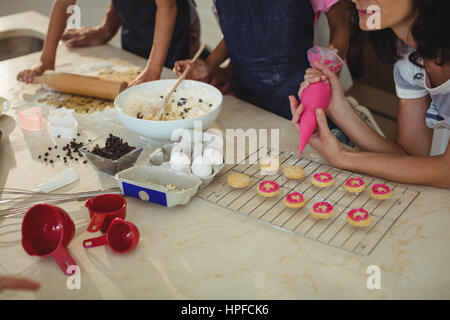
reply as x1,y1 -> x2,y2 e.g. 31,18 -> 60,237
17,0 -> 199,87
174,0 -> 350,121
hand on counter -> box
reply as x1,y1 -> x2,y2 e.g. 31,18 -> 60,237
17,62 -> 54,84
62,26 -> 111,48
0,276 -> 41,293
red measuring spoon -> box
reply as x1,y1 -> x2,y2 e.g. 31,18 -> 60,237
85,194 -> 127,233
83,218 -> 139,253
21,204 -> 77,275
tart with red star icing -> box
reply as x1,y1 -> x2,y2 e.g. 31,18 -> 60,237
311,172 -> 334,187
257,180 -> 280,197
344,177 -> 366,193
346,208 -> 372,227
370,184 -> 392,200
284,192 -> 306,208
310,201 -> 334,219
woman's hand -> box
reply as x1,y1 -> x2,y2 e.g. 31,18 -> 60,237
298,61 -> 350,119
289,95 -> 305,133
309,108 -> 347,167
301,67 -> 329,91
17,62 -> 54,84
173,59 -> 216,83
62,26 -> 110,48
289,95 -> 346,166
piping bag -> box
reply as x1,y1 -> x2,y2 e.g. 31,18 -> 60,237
298,46 -> 345,156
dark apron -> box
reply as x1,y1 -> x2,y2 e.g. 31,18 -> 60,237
112,0 -> 191,68
214,0 -> 314,119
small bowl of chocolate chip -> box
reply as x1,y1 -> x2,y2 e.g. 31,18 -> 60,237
80,132 -> 148,176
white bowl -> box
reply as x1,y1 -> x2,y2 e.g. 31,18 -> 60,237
114,79 -> 223,140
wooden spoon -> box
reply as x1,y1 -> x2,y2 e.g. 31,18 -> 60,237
154,44 -> 206,120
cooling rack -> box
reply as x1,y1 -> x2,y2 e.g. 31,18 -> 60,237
196,148 -> 420,255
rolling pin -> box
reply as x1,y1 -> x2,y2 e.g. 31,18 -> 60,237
35,71 -> 129,101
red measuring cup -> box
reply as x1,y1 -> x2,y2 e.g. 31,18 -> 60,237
83,218 -> 139,253
21,204 -> 77,275
85,194 -> 127,233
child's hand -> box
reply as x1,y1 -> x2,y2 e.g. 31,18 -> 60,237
309,108 -> 346,167
62,26 -> 110,48
173,59 -> 215,83
0,277 -> 41,293
17,63 -> 53,84
127,70 -> 160,88
208,67 -> 234,95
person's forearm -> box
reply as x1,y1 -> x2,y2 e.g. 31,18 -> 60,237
339,150 -> 450,188
331,101 -> 406,154
205,39 -> 229,71
329,28 -> 348,61
145,0 -> 178,77
40,0 -> 77,68
327,2 -> 349,60
99,2 -> 122,41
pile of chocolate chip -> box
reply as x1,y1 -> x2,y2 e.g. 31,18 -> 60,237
90,134 -> 136,160
38,133 -> 89,164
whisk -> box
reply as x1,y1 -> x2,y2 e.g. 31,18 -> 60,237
0,187 -> 122,219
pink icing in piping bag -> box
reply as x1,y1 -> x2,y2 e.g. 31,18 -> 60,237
298,46 -> 345,156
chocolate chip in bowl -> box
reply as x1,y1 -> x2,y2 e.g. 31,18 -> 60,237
80,133 -> 148,176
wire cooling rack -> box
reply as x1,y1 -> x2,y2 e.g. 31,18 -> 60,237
196,149 -> 420,256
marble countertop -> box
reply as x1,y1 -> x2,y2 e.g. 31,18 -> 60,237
0,12 -> 449,300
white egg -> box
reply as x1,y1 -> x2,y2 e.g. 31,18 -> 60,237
203,133 -> 223,154
191,156 -> 213,178
203,148 -> 223,165
192,142 -> 203,160
191,129 -> 204,144
171,143 -> 191,161
170,150 -> 191,171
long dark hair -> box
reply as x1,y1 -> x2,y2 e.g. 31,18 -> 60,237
368,0 -> 450,66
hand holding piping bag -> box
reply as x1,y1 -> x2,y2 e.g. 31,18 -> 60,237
290,46 -> 345,156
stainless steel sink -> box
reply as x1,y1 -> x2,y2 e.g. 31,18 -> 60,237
0,35 -> 43,61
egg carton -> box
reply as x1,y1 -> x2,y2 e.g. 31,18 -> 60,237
116,165 -> 202,207
115,130 -> 225,207
147,129 -> 224,188
148,143 -> 224,189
